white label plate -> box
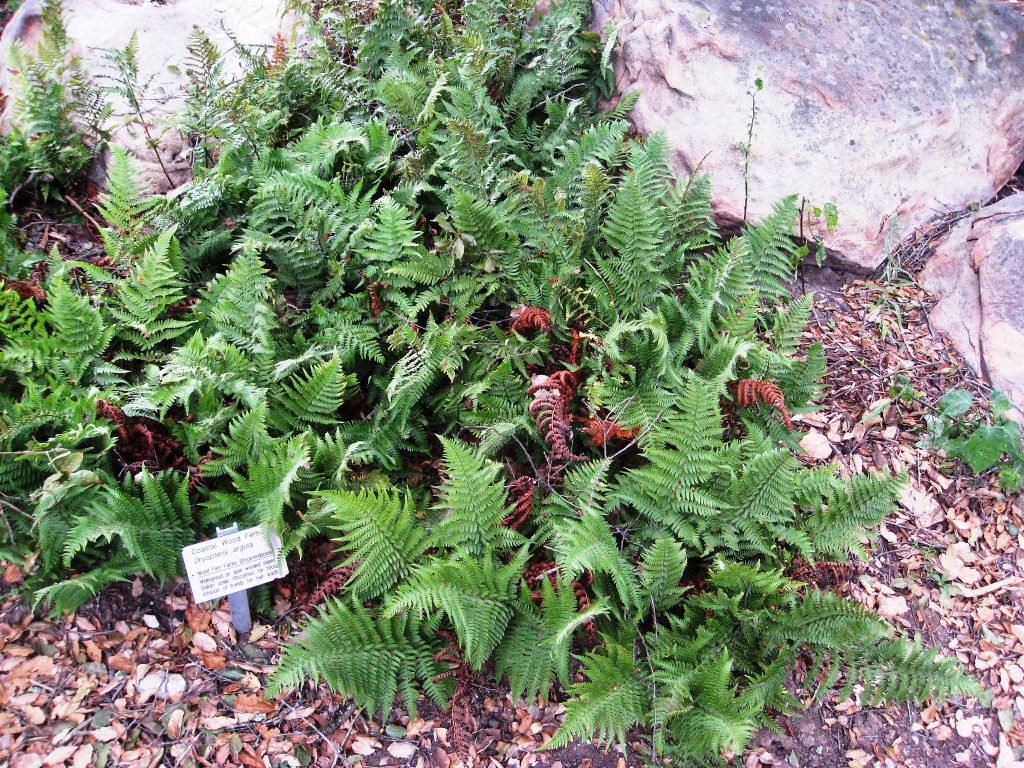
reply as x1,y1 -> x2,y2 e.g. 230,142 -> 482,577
182,526 -> 288,603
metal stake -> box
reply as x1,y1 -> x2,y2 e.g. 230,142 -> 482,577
216,523 -> 252,634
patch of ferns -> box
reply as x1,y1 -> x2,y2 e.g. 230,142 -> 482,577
0,0 -> 978,761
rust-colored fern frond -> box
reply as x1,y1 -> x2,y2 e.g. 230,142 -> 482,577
577,416 -> 641,448
523,560 -> 559,601
188,449 -> 216,493
95,399 -> 189,476
266,32 -> 289,75
731,379 -> 794,430
502,476 -> 535,531
1,278 -> 46,303
571,573 -> 599,650
359,271 -> 386,319
510,305 -> 552,335
522,561 -> 598,649
303,562 -> 358,610
788,558 -> 859,590
528,372 -> 585,476
165,296 -> 198,318
551,328 -> 582,366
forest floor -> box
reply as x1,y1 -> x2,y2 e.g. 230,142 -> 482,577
2,247 -> 1023,768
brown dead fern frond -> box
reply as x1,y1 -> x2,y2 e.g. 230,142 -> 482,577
731,379 -> 793,430
577,416 -> 641,448
510,305 -> 553,335
502,476 -> 535,531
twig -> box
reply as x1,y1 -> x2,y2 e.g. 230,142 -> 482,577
7,171 -> 38,209
958,576 -> 1024,598
65,195 -> 106,235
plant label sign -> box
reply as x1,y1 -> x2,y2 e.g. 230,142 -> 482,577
182,526 -> 288,603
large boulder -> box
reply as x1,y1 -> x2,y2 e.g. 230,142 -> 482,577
592,0 -> 1024,272
0,0 -> 300,192
921,193 -> 1024,422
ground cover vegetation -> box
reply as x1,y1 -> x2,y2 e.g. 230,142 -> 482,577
0,0 -> 979,761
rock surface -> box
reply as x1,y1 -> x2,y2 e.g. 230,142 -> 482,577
921,193 -> 1024,421
0,0 -> 299,191
592,0 -> 1024,271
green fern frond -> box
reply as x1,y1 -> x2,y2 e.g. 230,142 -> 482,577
268,600 -> 445,718
319,487 -> 429,601
430,437 -> 521,557
547,640 -> 649,749
386,549 -> 530,670
109,228 -> 194,354
64,471 -> 193,581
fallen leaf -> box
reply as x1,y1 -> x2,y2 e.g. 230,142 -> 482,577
201,715 -> 237,731
43,746 -> 77,766
235,693 -> 276,714
877,595 -> 909,617
108,654 -> 135,674
351,736 -> 379,756
92,724 -> 123,742
899,482 -> 944,528
201,652 -> 227,671
192,632 -> 217,653
137,672 -> 187,703
71,745 -> 93,768
166,708 -> 185,739
18,705 -> 47,725
939,549 -> 981,585
388,742 -> 418,759
799,430 -> 833,460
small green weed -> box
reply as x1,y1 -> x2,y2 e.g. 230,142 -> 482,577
922,389 -> 1024,492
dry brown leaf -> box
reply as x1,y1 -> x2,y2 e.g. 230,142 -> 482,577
351,736 -> 380,756
108,654 -> 134,674
939,549 -> 981,585
899,482 -> 944,528
71,745 -> 93,768
192,631 -> 218,653
165,708 -> 185,739
201,652 -> 227,671
235,693 -> 277,714
42,746 -> 77,766
799,430 -> 833,460
201,715 -> 237,731
388,741 -> 418,758
877,595 -> 909,617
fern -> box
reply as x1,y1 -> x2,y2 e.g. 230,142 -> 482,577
430,437 -> 521,556
96,146 -> 160,261
270,355 -> 351,432
596,138 -> 672,314
63,471 -> 193,581
203,249 -> 278,356
267,600 -> 446,718
546,640 -> 649,749
109,228 -> 194,354
743,195 -> 801,298
319,487 -> 429,601
495,576 -> 600,702
386,549 -> 530,670
1,1 -> 975,759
